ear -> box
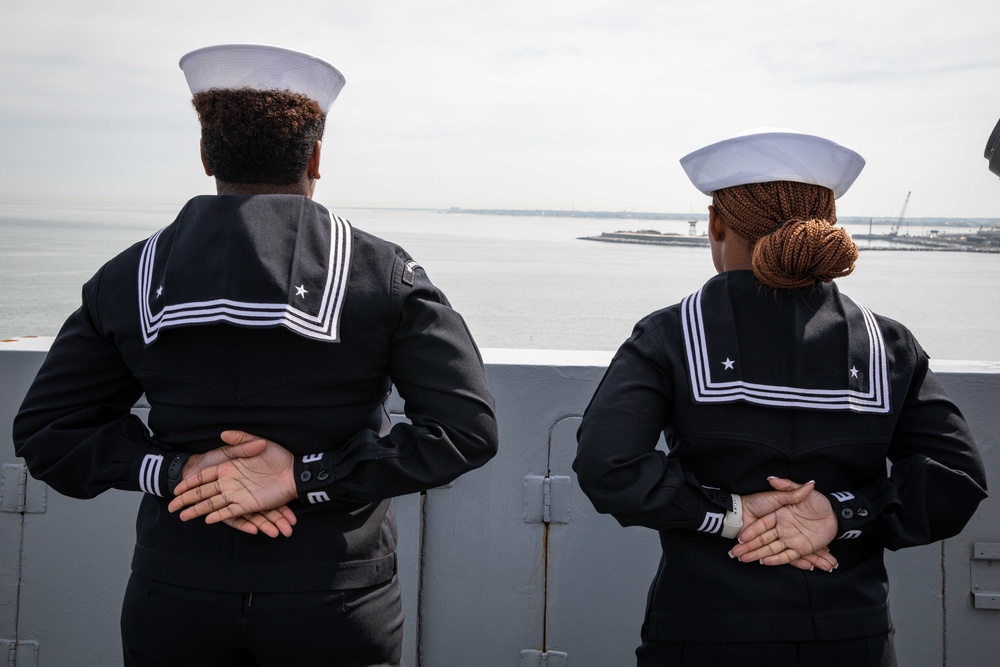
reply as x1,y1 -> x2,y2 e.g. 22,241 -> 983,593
307,141 -> 322,180
708,204 -> 727,242
200,139 -> 213,177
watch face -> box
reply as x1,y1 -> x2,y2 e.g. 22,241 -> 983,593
987,117 -> 1000,177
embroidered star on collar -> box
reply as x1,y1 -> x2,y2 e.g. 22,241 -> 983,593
849,366 -> 860,378
722,358 -> 735,370
295,285 -> 308,298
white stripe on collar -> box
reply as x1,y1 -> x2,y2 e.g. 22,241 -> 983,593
680,287 -> 891,413
137,213 -> 352,344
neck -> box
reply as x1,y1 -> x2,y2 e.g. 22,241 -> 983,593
721,245 -> 754,272
215,179 -> 313,197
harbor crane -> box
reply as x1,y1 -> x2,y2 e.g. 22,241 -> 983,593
888,191 -> 911,237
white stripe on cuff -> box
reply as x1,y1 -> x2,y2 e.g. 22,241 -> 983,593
139,454 -> 164,496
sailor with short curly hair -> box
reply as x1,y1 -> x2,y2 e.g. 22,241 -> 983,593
14,44 -> 498,666
193,87 -> 327,188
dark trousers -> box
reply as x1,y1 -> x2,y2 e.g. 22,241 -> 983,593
121,573 -> 403,667
636,632 -> 896,667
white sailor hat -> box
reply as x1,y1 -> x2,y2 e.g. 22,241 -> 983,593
680,129 -> 865,199
179,44 -> 346,112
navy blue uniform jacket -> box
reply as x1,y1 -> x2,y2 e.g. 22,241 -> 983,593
575,270 -> 987,642
14,195 -> 498,592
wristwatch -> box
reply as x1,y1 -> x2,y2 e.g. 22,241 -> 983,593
166,452 -> 191,497
720,493 -> 744,539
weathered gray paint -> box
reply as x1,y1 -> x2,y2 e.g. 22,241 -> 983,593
933,371 -> 1000,667
546,416 -> 661,663
1,344 -> 51,664
418,361 -> 552,664
2,341 -> 998,666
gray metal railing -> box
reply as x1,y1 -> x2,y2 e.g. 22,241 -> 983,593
2,340 -> 998,666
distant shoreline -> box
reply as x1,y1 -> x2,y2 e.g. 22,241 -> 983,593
445,207 -> 703,222
1,199 -> 998,228
580,230 -> 1000,253
444,207 -> 1000,228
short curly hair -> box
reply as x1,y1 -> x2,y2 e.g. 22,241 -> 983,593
192,88 -> 326,184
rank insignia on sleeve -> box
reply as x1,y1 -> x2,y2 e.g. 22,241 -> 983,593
402,260 -> 419,286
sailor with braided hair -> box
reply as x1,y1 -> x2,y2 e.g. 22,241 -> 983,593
711,179 -> 858,289
574,129 -> 987,666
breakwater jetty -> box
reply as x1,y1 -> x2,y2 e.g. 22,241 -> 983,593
445,207 -> 1000,253
579,230 -> 709,247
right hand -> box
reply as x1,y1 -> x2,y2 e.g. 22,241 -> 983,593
169,431 -> 298,530
732,478 -> 838,570
178,435 -> 297,538
740,479 -> 816,527
735,480 -> 836,572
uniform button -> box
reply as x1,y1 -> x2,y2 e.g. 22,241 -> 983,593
300,470 -> 312,482
857,509 -> 869,517
841,508 -> 854,520
317,470 -> 330,481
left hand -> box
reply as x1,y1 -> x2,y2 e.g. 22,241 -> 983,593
168,430 -> 297,527
222,506 -> 298,538
787,547 -> 838,572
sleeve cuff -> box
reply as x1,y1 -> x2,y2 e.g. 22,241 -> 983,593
826,490 -> 874,540
294,452 -> 337,505
694,489 -> 735,536
136,450 -> 190,498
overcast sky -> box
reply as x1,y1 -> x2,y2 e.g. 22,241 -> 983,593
2,0 -> 999,218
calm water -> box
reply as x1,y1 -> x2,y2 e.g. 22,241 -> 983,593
2,198 -> 999,361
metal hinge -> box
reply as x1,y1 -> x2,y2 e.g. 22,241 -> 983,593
971,542 -> 1000,610
0,640 -> 39,667
520,649 -> 569,666
0,465 -> 47,514
523,475 -> 570,524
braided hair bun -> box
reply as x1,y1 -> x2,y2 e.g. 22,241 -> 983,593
712,181 -> 858,289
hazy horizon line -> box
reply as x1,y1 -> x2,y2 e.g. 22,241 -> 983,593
1,195 -> 998,225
